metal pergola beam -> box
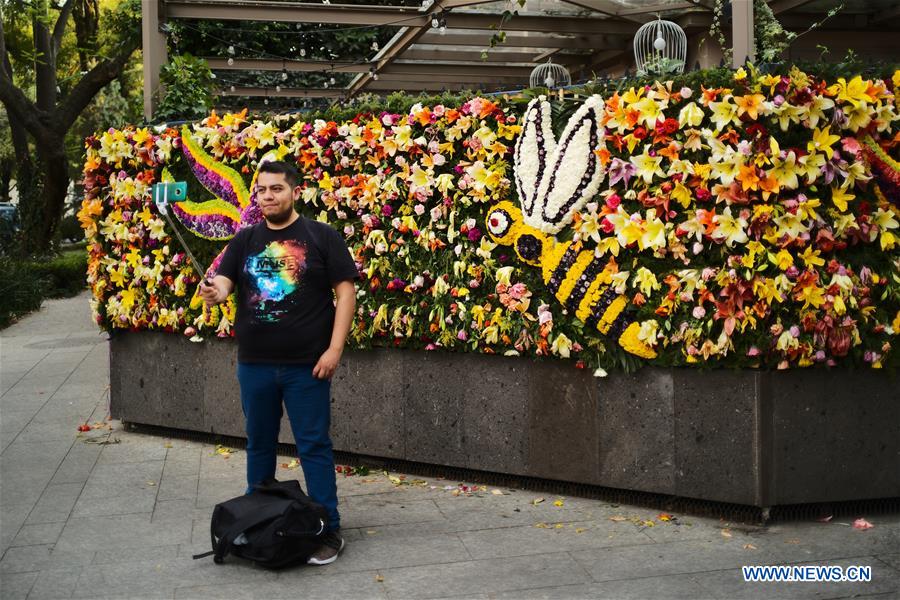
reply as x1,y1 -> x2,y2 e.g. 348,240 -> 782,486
207,58 -> 371,73
400,48 -> 589,64
556,0 -> 651,23
769,0 -> 818,15
363,80 -> 513,93
166,0 -> 435,26
380,62 -> 536,78
416,31 -> 630,48
443,12 -> 639,35
616,1 -> 697,16
219,86 -> 344,99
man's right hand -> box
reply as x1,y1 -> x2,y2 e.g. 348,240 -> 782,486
199,280 -> 223,306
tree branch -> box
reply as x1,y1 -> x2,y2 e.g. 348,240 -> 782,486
55,36 -> 139,133
0,17 -> 10,82
52,0 -> 77,54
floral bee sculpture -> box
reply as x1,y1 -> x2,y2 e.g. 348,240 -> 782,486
486,96 -> 657,359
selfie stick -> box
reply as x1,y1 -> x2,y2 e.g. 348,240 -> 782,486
153,184 -> 213,286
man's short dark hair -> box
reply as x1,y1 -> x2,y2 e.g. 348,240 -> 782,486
257,160 -> 300,188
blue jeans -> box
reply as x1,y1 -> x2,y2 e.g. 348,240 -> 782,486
237,363 -> 340,532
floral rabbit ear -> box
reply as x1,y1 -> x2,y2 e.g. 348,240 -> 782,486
532,95 -> 607,234
180,125 -> 250,210
513,96 -> 556,224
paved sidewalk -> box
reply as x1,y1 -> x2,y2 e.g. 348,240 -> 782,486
1,293 -> 898,599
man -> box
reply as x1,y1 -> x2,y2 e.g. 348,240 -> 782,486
199,160 -> 358,565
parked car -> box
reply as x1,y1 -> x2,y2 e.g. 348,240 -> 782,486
0,203 -> 19,231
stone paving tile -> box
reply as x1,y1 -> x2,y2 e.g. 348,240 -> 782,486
0,545 -> 92,574
9,521 -> 66,547
70,489 -> 158,518
47,444 -> 102,486
341,496 -> 446,528
761,520 -> 900,563
25,483 -> 86,525
91,545 -> 181,566
78,460 -> 164,499
72,555 -> 273,599
877,553 -> 900,572
456,520 -> 656,560
174,570 -> 390,600
93,436 -> 170,465
54,513 -> 192,553
27,565 -> 83,600
489,573 -> 711,599
0,571 -> 39,599
379,552 -> 592,599
569,537 -> 783,582
692,556 -> 900,599
156,474 -> 199,502
323,531 -> 472,574
0,503 -> 33,552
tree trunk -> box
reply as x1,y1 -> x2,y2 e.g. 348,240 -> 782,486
25,141 -> 69,254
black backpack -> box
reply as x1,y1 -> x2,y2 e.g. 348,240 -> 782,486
193,479 -> 329,569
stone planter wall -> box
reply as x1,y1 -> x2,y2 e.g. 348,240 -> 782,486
110,331 -> 900,507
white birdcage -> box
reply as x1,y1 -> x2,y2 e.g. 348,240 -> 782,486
633,17 -> 687,75
529,61 -> 571,89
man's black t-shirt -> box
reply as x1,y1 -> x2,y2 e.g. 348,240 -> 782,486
217,217 -> 359,364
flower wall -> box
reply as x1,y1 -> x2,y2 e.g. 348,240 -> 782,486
81,67 -> 900,371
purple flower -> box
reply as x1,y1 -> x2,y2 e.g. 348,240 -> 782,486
467,227 -> 482,242
607,158 -> 636,188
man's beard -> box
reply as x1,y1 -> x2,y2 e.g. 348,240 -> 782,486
264,205 -> 294,225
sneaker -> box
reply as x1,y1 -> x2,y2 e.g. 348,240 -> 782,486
307,530 -> 345,565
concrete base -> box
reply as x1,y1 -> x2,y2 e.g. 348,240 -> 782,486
109,331 -> 900,507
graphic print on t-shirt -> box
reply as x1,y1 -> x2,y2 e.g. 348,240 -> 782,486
245,240 -> 307,322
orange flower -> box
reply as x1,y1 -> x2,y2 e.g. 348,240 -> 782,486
701,86 -> 725,105
480,100 -> 499,118
736,163 -> 761,191
299,150 -> 318,169
415,107 -> 432,126
758,172 -> 780,200
594,147 -> 611,166
734,94 -> 765,120
658,142 -> 680,161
